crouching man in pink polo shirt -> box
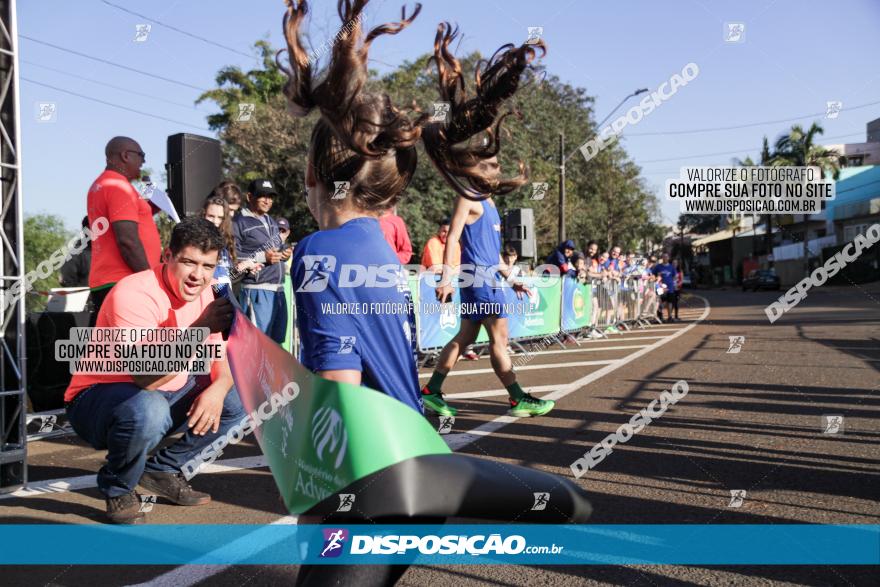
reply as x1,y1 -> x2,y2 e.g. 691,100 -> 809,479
64,217 -> 245,524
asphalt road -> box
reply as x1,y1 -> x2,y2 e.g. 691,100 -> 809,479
2,285 -> 878,586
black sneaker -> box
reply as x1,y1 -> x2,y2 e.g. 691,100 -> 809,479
139,471 -> 211,506
105,490 -> 146,524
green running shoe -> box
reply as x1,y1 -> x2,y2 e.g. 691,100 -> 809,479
604,325 -> 620,334
507,393 -> 555,417
421,386 -> 457,417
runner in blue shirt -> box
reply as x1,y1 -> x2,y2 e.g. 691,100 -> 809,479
420,160 -> 555,418
292,218 -> 420,411
651,252 -> 678,322
280,0 -> 424,413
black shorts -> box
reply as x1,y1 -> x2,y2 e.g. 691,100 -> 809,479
660,292 -> 676,303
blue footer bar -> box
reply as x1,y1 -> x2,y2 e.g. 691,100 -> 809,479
0,525 -> 877,565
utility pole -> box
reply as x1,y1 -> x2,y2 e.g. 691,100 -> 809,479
558,132 -> 565,243
555,89 -> 647,247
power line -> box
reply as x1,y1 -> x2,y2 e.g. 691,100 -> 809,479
22,78 -> 211,131
625,99 -> 880,137
22,59 -> 204,111
20,35 -> 209,92
637,131 -> 866,165
100,0 -> 255,59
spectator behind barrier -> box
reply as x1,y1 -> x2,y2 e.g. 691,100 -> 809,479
213,180 -> 243,217
379,206 -> 414,264
421,216 -> 460,274
545,239 -> 577,278
232,178 -> 288,343
202,196 -> 265,289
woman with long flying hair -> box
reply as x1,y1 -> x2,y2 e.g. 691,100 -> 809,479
418,23 -> 554,418
278,2 -> 545,583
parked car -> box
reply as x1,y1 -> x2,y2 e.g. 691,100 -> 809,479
742,269 -> 780,291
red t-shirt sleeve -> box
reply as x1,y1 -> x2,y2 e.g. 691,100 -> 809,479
394,216 -> 412,264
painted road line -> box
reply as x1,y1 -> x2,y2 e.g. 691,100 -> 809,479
0,455 -> 270,501
446,384 -> 558,400
418,359 -> 615,379
442,296 -> 711,451
125,515 -> 299,587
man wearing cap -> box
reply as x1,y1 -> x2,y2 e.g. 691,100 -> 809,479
232,179 -> 287,343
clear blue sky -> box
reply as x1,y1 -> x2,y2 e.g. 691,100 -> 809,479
20,0 -> 880,230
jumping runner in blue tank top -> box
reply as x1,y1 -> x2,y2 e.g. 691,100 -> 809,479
421,157 -> 555,418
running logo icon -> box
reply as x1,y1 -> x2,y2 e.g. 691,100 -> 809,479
332,181 -> 350,200
336,494 -> 355,512
526,26 -> 543,45
437,416 -> 455,435
338,336 -> 356,354
37,102 -> 57,122
531,182 -> 548,201
139,495 -> 157,513
724,22 -> 745,43
237,103 -> 255,122
320,528 -> 348,558
727,336 -> 745,353
825,101 -> 843,119
431,102 -> 450,122
728,489 -> 747,508
297,255 -> 336,292
531,492 -> 550,511
133,24 -> 151,42
822,415 -> 844,434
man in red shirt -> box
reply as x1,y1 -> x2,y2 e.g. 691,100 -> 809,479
65,217 -> 244,524
87,136 -> 162,318
379,206 -> 413,264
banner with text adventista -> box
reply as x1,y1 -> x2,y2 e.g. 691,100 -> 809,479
226,308 -> 450,513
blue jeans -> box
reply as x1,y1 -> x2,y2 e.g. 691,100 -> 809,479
239,287 -> 287,344
66,376 -> 246,498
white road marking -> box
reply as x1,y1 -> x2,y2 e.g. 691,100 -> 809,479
442,296 -> 710,450
125,515 -> 298,587
446,384 -> 558,400
0,455 -> 270,500
419,359 -> 615,379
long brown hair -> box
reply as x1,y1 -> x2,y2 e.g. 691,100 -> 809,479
277,0 -> 543,209
422,23 -> 544,200
201,195 -> 237,264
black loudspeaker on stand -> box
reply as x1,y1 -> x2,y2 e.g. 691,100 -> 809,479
502,208 -> 536,259
166,133 -> 223,218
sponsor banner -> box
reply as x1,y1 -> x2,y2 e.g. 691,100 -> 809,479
411,274 -> 488,351
561,277 -> 592,332
1,524 -> 877,565
504,276 -> 562,340
225,307 -> 450,513
410,274 -> 563,350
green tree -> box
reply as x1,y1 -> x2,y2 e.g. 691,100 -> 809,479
23,214 -> 73,313
770,122 -> 843,274
198,41 -> 664,258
